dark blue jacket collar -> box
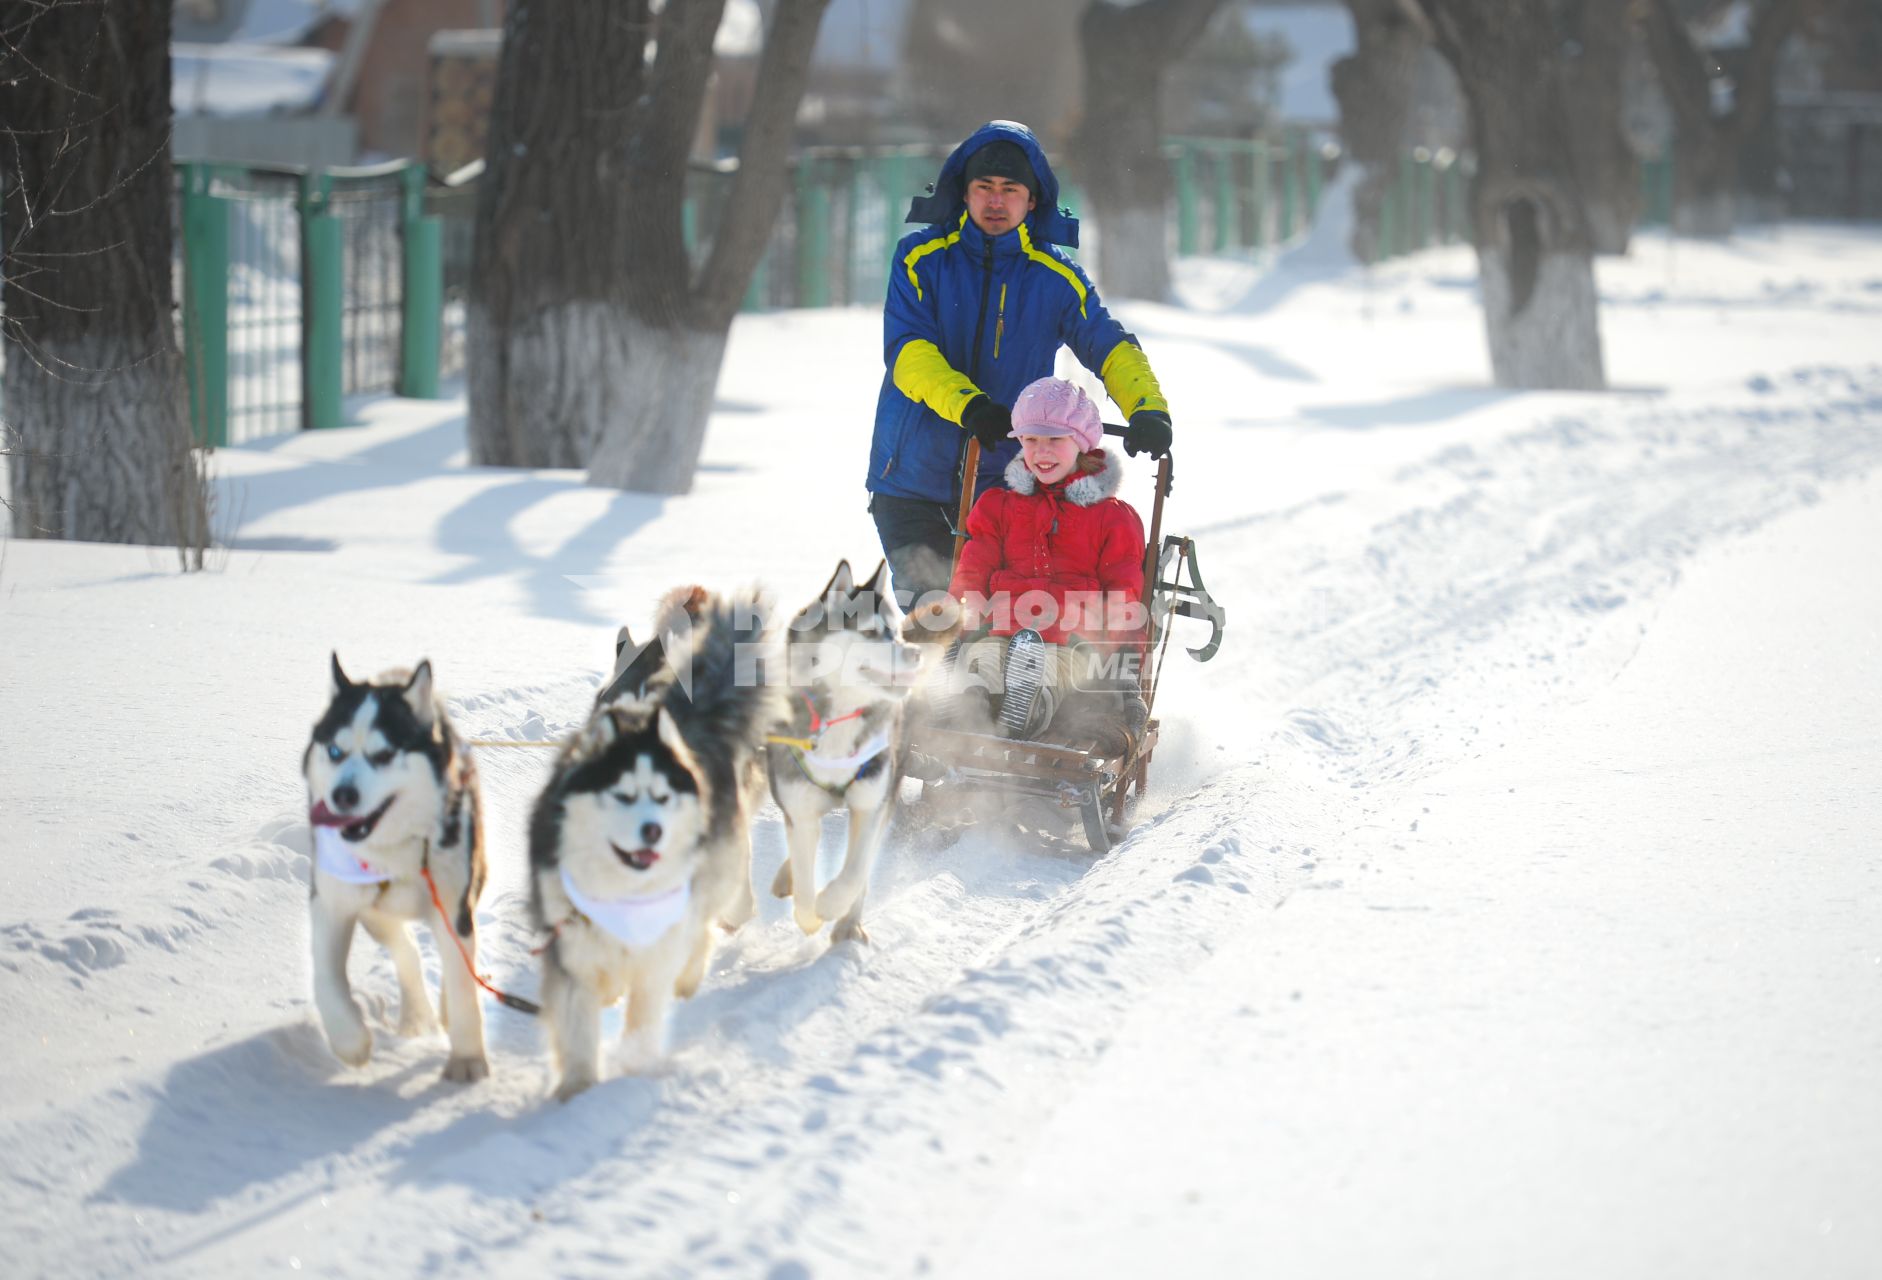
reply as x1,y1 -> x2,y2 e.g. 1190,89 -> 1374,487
957,215 -> 1029,264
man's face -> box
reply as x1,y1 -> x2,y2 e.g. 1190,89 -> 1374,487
966,176 -> 1035,235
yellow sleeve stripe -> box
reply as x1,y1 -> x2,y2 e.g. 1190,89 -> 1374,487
902,214 -> 967,301
893,339 -> 981,423
1099,341 -> 1169,416
1017,224 -> 1087,318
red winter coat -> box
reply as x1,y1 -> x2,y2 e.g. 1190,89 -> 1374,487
949,446 -> 1147,654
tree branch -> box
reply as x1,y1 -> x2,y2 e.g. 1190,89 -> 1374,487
693,0 -> 831,323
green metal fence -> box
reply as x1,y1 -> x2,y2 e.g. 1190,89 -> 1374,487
1165,131 -> 1336,257
178,159 -> 443,446
174,135 -> 1484,446
1638,155 -> 1677,228
1366,147 -> 1475,262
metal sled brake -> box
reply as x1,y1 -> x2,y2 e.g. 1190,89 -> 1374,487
913,424 -> 1227,853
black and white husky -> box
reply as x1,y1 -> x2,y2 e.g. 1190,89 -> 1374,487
529,588 -> 780,1099
767,560 -> 927,944
302,656 -> 489,1082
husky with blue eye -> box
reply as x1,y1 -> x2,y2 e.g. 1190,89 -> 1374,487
530,588 -> 781,1100
302,656 -> 489,1082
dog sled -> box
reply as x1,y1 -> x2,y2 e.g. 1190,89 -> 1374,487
910,425 -> 1225,853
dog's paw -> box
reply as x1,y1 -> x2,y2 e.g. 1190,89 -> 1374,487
830,916 -> 870,946
553,1072 -> 596,1103
327,1022 -> 373,1068
770,860 -> 794,898
441,1053 -> 490,1084
813,881 -> 857,924
617,1026 -> 668,1074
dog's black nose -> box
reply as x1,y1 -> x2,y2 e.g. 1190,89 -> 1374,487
640,822 -> 663,847
333,784 -> 360,811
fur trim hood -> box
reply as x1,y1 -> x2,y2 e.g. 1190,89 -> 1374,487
1002,445 -> 1124,505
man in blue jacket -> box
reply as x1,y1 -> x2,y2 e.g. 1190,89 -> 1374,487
867,119 -> 1174,607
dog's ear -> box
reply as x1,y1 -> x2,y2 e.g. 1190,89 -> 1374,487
615,625 -> 633,661
331,652 -> 353,694
402,660 -> 436,727
862,559 -> 891,605
600,633 -> 667,707
576,706 -> 623,757
822,559 -> 854,599
654,707 -> 706,799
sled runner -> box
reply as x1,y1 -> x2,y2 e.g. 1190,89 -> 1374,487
912,424 -> 1226,852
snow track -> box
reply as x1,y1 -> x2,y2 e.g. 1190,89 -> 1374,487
5,354 -> 1877,1276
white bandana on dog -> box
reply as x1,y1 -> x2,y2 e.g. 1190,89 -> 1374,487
800,730 -> 894,790
559,865 -> 691,948
313,824 -> 392,885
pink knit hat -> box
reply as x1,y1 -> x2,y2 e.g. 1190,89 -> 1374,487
1008,376 -> 1103,452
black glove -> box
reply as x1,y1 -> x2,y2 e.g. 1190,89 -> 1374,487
961,395 -> 1012,451
1123,409 -> 1173,459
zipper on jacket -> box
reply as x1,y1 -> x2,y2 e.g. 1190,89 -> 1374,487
994,283 -> 1007,359
967,252 -> 995,384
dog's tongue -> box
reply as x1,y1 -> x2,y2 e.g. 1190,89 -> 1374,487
309,800 -> 351,827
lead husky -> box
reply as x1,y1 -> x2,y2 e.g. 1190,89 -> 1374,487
302,656 -> 489,1082
530,588 -> 780,1099
768,560 -> 927,943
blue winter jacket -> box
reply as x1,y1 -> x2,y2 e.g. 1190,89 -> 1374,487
865,120 -> 1168,508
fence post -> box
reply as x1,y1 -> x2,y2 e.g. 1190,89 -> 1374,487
300,170 -> 344,430
1279,136 -> 1298,243
1379,179 -> 1399,261
1407,149 -> 1430,250
1449,156 -> 1470,244
1249,141 -> 1270,249
398,164 -> 442,399
1174,145 -> 1199,257
1304,133 -> 1323,223
180,162 -> 230,448
1211,144 -> 1235,252
794,158 -> 830,309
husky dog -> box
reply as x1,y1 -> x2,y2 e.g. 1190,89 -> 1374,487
303,656 -> 489,1082
768,560 -> 927,944
530,588 -> 779,1099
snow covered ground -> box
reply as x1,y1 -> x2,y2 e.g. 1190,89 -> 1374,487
3,224 -> 1880,1278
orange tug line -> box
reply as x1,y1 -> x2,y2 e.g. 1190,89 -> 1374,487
421,862 -> 541,1016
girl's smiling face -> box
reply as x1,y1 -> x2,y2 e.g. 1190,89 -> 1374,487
1018,432 -> 1079,485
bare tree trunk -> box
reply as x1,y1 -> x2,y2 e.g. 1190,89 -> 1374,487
1074,0 -> 1225,301
1333,0 -> 1432,263
1561,0 -> 1642,254
590,0 -> 829,493
468,0 -> 829,493
1,0 -> 209,561
466,0 -> 647,469
1417,0 -> 1607,389
1642,0 -> 1805,238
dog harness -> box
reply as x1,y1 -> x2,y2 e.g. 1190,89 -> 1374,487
558,865 -> 691,948
313,824 -> 391,885
770,693 -> 893,797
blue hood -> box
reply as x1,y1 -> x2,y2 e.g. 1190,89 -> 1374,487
905,120 -> 1081,249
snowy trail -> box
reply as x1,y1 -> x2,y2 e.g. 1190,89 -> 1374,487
6,351 -> 1876,1276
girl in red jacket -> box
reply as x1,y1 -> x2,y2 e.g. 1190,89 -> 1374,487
944,376 -> 1150,752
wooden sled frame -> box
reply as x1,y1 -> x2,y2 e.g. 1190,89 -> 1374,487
912,424 -> 1222,852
